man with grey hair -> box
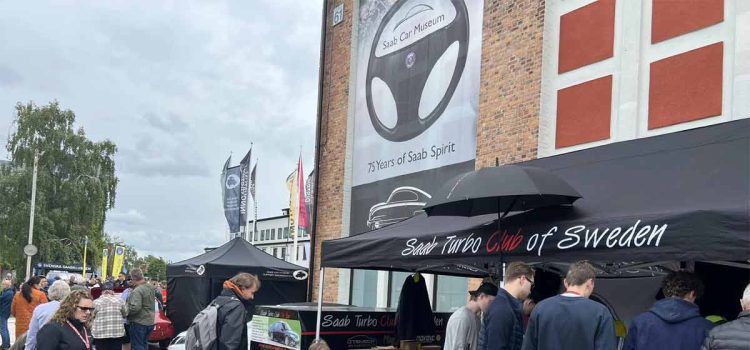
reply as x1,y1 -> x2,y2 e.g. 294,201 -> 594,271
127,268 -> 155,350
700,283 -> 750,350
25,280 -> 71,350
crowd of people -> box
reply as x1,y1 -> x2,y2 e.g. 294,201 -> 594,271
0,269 -> 166,350
0,270 -> 263,350
443,260 -> 750,350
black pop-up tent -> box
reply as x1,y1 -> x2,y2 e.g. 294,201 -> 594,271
167,237 -> 308,333
321,118 -> 750,272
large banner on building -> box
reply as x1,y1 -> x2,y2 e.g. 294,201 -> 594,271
350,0 -> 484,234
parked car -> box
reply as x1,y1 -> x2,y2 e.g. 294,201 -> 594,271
90,287 -> 175,349
167,331 -> 186,350
268,320 -> 299,347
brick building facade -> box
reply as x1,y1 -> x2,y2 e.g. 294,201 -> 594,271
311,0 -> 749,307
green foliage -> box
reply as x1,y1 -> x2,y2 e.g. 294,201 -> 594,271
0,101 -> 118,272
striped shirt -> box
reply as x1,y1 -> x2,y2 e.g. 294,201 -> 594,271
92,294 -> 128,339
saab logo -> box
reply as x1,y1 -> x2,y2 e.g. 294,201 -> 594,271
293,270 -> 308,280
115,247 -> 125,255
196,265 -> 206,276
225,174 -> 240,189
405,52 -> 416,68
347,335 -> 376,348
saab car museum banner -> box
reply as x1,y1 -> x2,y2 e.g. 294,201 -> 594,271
350,0 -> 484,234
111,246 -> 126,276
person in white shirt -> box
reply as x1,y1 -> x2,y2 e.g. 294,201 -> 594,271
444,282 -> 498,350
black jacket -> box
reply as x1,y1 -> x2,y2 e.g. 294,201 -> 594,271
36,319 -> 92,350
701,310 -> 750,350
216,289 -> 254,350
480,288 -> 523,350
395,275 -> 435,342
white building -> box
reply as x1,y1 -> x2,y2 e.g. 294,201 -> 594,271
230,208 -> 310,268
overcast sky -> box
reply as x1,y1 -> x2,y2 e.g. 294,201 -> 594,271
0,1 -> 322,262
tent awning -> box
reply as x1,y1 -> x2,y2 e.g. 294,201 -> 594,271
168,237 -> 307,281
321,119 -> 750,276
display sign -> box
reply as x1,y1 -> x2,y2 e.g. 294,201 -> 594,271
350,0 -> 484,235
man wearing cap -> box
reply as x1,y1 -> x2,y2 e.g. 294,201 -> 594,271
444,282 -> 498,350
479,262 -> 535,350
93,284 -> 129,350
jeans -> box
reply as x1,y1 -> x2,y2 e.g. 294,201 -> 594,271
129,323 -> 154,350
0,316 -> 9,349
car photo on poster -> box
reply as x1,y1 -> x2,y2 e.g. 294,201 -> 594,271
367,186 -> 432,229
268,321 -> 300,348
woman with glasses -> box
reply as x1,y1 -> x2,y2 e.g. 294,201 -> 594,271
36,290 -> 95,350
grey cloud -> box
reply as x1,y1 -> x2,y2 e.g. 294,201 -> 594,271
0,66 -> 22,87
143,112 -> 191,134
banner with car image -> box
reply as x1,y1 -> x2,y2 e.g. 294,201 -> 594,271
250,315 -> 302,350
349,0 -> 484,234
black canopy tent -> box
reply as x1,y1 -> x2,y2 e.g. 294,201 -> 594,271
167,237 -> 308,333
321,118 -> 750,273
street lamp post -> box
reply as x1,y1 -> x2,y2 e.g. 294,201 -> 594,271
25,151 -> 39,281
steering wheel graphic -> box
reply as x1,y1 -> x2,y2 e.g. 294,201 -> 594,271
366,0 -> 469,142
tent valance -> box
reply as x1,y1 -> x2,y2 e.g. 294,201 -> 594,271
321,119 -> 750,276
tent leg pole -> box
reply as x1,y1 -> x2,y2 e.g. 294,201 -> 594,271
315,267 -> 325,341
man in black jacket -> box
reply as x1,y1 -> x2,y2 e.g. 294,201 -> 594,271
479,262 -> 534,350
216,273 -> 260,350
701,283 -> 750,350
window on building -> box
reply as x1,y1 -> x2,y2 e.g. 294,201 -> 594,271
351,270 -> 378,307
435,275 -> 468,312
281,247 -> 286,260
254,231 -> 259,241
271,228 -> 276,240
273,247 -> 278,257
388,271 -> 412,307
284,227 -> 289,239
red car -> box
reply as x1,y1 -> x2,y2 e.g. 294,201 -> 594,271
90,287 -> 175,349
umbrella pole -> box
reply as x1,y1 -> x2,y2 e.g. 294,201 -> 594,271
315,267 -> 325,341
497,197 -> 518,281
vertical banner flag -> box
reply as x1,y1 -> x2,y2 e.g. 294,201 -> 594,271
239,147 -> 252,233
250,162 -> 258,241
349,0 -> 484,234
221,156 -> 242,233
101,248 -> 109,280
296,156 -> 309,236
286,168 -> 298,239
111,246 -> 125,276
304,169 -> 315,234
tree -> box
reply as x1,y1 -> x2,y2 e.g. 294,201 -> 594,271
0,101 -> 118,272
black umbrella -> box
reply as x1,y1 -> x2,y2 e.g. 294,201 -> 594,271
424,164 -> 582,218
423,164 -> 582,279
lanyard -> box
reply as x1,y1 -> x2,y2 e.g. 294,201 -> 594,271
66,321 -> 91,350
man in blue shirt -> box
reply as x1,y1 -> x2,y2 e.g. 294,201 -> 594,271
522,261 -> 615,350
624,270 -> 713,350
479,262 -> 535,350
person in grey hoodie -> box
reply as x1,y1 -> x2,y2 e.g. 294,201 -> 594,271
700,283 -> 750,350
624,270 -> 713,350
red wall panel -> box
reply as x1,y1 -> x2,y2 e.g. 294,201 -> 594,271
652,0 -> 724,44
648,42 -> 723,129
559,0 -> 616,73
556,75 -> 613,148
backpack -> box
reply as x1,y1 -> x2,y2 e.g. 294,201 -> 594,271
184,296 -> 238,350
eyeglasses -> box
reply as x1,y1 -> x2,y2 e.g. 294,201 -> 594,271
523,276 -> 535,288
77,306 -> 95,313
